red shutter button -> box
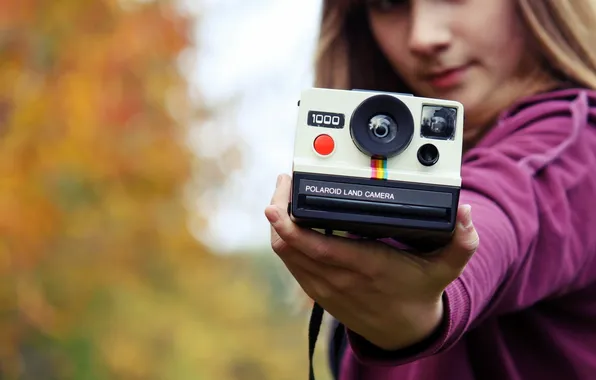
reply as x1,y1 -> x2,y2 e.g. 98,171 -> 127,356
313,134 -> 335,156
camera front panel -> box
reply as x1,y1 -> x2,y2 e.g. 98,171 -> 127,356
289,88 -> 464,251
292,88 -> 464,188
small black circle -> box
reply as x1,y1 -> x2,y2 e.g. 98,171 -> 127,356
417,144 -> 440,166
350,95 -> 414,158
375,125 -> 388,137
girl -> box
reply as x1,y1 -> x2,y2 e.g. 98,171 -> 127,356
265,0 -> 596,379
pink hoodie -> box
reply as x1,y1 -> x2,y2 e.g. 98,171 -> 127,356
333,88 -> 596,380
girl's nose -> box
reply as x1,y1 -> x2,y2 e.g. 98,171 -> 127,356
408,5 -> 452,57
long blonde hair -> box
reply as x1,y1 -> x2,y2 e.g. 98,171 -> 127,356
314,1 -> 596,92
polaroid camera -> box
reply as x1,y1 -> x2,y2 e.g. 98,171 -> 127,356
289,88 -> 464,252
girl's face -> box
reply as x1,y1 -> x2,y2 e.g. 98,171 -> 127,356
366,0 -> 555,133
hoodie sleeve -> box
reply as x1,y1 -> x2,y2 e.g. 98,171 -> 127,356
346,91 -> 596,366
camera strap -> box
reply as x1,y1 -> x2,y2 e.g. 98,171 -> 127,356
309,301 -> 347,380
308,301 -> 324,380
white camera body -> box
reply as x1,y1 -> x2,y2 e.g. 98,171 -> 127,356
289,88 -> 464,252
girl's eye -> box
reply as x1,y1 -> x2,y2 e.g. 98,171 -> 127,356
366,0 -> 408,12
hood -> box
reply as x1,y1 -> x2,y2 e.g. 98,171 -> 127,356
473,87 -> 596,150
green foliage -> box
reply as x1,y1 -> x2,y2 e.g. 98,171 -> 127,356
0,1 -> 330,379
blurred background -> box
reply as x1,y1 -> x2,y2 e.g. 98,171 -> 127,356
0,0 -> 331,379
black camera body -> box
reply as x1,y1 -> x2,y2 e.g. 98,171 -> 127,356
289,88 -> 464,252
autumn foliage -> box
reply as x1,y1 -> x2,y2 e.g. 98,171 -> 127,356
0,1 -> 317,379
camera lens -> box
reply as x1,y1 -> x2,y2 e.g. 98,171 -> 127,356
368,114 -> 397,141
350,95 -> 414,158
373,123 -> 388,138
417,143 -> 439,166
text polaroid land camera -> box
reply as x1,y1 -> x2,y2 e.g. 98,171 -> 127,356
289,88 -> 464,252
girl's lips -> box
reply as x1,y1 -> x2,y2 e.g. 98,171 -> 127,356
427,64 -> 471,89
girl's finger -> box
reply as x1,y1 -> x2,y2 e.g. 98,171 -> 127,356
266,175 -> 371,272
266,201 -> 375,274
273,243 -> 354,302
433,204 -> 479,281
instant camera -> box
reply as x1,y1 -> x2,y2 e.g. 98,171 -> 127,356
288,88 -> 464,252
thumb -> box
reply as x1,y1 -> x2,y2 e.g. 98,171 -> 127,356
435,204 -> 479,281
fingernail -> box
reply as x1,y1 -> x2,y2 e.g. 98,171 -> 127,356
459,205 -> 473,230
276,175 -> 282,188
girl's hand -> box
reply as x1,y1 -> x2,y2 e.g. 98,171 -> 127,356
265,174 -> 479,351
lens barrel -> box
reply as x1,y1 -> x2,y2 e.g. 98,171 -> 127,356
350,94 -> 414,158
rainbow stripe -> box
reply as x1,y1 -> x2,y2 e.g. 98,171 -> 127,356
370,156 -> 388,180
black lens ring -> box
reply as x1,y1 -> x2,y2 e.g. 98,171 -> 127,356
350,94 -> 414,158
